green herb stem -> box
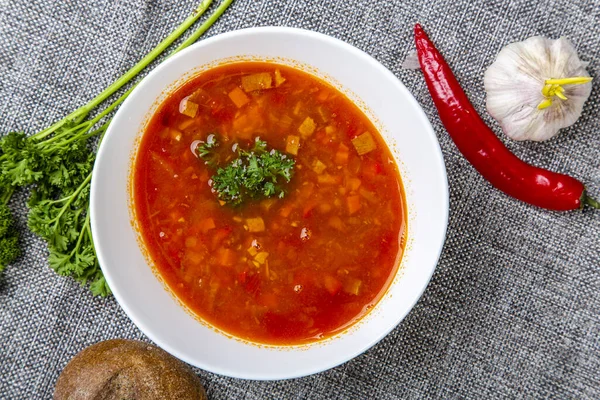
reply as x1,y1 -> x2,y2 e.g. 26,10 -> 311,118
43,173 -> 91,216
584,194 -> 600,209
174,0 -> 235,53
70,211 -> 91,258
37,122 -> 91,147
85,209 -> 96,253
58,0 -> 234,148
88,0 -> 235,145
1,187 -> 13,205
32,0 -> 214,141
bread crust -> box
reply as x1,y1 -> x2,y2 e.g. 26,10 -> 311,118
54,339 -> 207,400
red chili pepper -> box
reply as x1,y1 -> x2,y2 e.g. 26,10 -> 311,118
414,24 -> 599,211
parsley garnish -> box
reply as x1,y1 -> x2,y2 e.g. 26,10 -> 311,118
196,134 -> 220,168
198,136 -> 295,206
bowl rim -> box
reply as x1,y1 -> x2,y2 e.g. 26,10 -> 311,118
91,26 -> 449,380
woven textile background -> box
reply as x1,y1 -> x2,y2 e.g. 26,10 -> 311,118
1,0 -> 599,398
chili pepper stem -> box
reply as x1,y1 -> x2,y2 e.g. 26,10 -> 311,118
583,194 -> 600,209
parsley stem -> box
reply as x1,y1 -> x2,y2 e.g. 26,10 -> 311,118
43,120 -> 110,154
69,211 -> 91,258
42,0 -> 235,148
31,0 -> 214,141
91,0 -> 235,144
85,209 -> 96,254
1,187 -> 13,205
173,0 -> 234,52
47,86 -> 131,150
43,124 -> 86,144
48,173 -> 93,224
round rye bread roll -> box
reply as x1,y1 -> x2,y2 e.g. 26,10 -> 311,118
54,339 -> 207,400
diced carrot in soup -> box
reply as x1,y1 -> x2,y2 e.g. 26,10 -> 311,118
179,95 -> 199,118
185,250 -> 204,266
317,173 -> 341,185
343,278 -> 362,295
318,203 -> 332,213
311,159 -> 327,174
232,108 -> 264,140
170,128 -> 183,142
285,135 -> 300,155
317,106 -> 330,122
347,177 -> 361,192
260,198 -> 277,211
317,90 -> 329,102
279,114 -> 294,130
351,132 -> 377,155
254,251 -> 269,264
298,117 -> 316,137
302,198 -> 319,218
241,72 -> 273,92
359,187 -> 379,203
198,218 -> 216,233
323,274 -> 342,295
274,69 -> 286,87
335,143 -> 350,165
301,180 -> 316,195
347,195 -> 361,215
328,216 -> 345,231
133,62 -> 406,345
185,237 -> 198,248
246,217 -> 266,232
228,87 -> 250,108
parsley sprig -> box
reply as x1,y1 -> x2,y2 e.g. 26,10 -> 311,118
196,134 -> 220,168
0,187 -> 20,272
198,136 -> 295,206
0,0 -> 234,294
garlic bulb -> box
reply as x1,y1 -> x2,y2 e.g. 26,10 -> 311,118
484,36 -> 592,141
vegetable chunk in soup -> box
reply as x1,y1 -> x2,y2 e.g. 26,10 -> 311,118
133,62 -> 406,345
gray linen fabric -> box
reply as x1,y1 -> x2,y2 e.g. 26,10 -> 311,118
1,0 -> 599,398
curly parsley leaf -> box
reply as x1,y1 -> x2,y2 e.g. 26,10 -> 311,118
27,169 -> 109,296
0,202 -> 20,272
201,136 -> 295,206
196,133 -> 220,168
0,178 -> 21,271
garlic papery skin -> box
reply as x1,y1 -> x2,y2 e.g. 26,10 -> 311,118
484,36 -> 592,141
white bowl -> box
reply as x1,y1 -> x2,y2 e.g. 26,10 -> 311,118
91,27 -> 448,380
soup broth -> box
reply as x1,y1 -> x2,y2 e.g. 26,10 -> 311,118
133,62 -> 406,345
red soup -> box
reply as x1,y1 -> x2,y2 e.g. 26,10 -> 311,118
133,62 -> 406,345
